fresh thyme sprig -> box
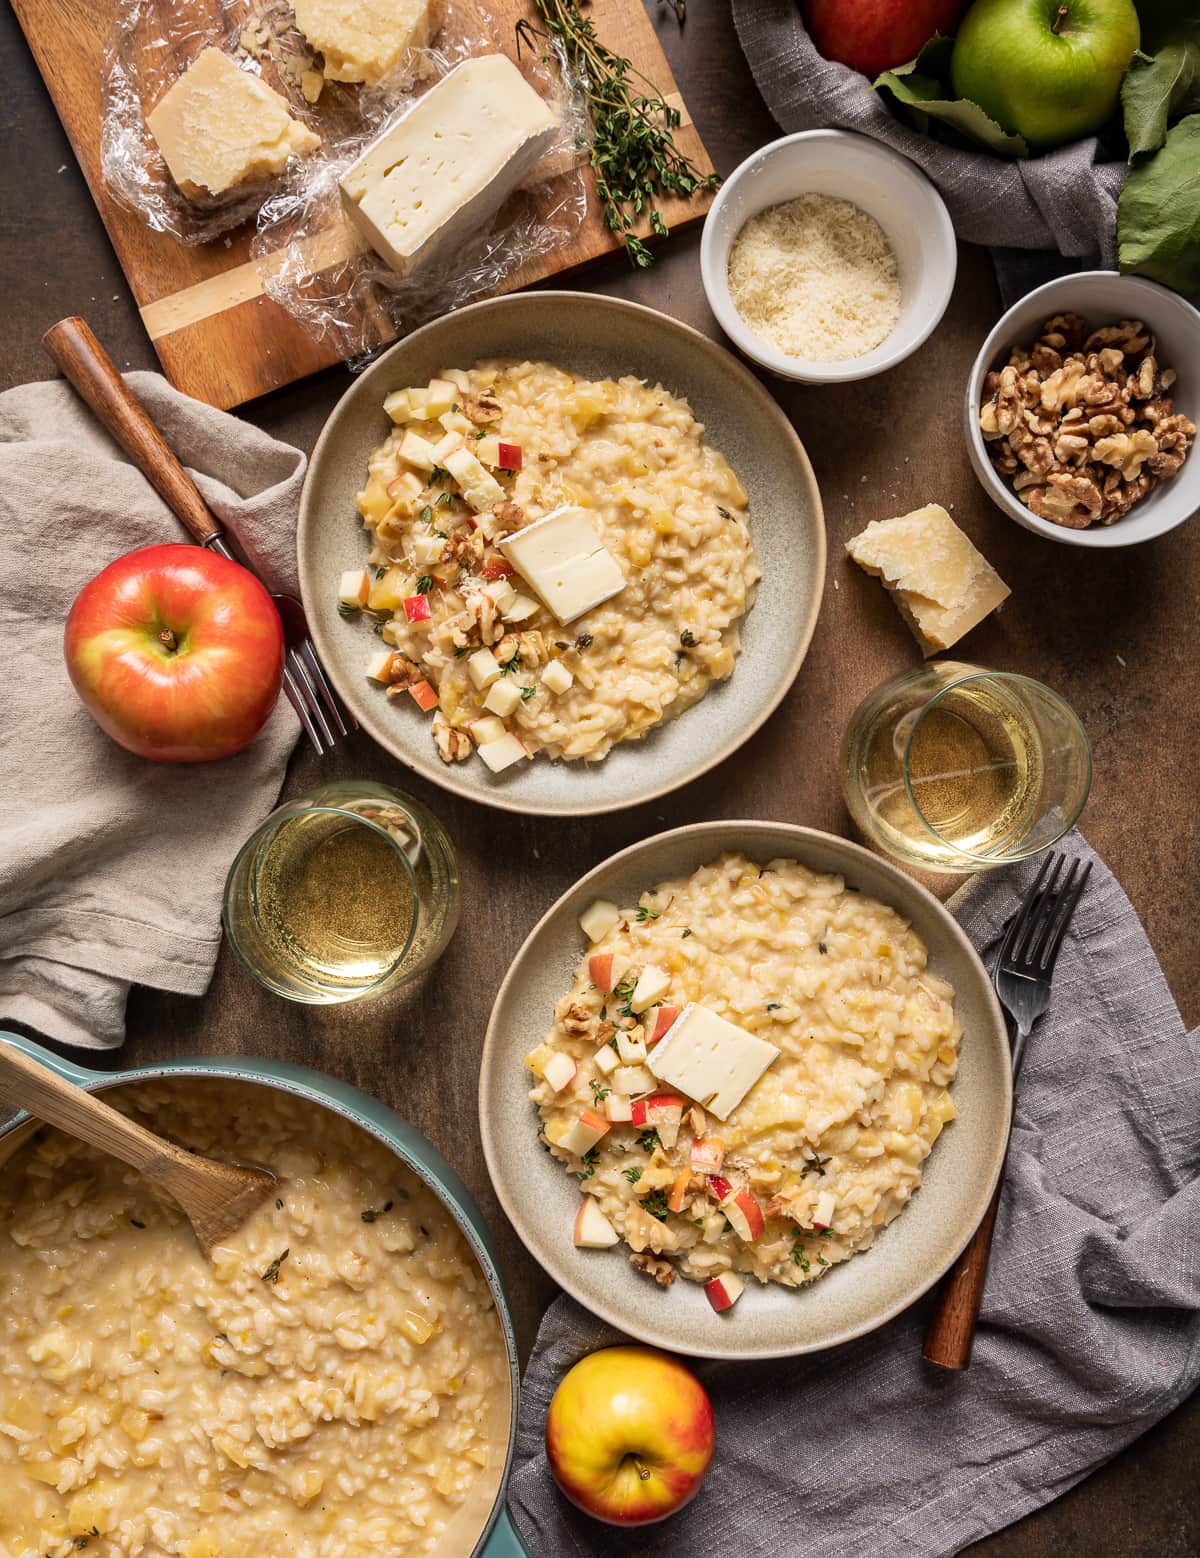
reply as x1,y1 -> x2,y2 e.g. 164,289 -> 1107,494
516,2 -> 717,268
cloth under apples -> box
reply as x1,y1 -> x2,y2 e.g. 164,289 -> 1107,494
731,0 -> 1127,263
0,373 -> 304,1049
509,831 -> 1200,1557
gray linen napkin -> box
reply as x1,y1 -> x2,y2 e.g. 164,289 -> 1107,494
731,0 -> 1127,262
510,832 -> 1200,1556
0,373 -> 304,1049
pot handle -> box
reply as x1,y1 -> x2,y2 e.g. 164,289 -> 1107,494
0,1031 -> 105,1088
480,1507 -> 531,1558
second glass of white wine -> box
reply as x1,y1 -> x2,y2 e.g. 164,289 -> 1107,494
841,662 -> 1092,873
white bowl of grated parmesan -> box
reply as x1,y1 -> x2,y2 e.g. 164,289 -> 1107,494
700,130 -> 957,384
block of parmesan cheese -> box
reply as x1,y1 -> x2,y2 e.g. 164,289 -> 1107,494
293,0 -> 442,86
339,54 -> 558,277
146,48 -> 320,199
846,504 -> 1010,655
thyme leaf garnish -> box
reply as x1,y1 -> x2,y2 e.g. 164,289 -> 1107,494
261,1249 -> 290,1284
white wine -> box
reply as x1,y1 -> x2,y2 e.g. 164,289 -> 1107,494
224,784 -> 461,1002
842,665 -> 1089,873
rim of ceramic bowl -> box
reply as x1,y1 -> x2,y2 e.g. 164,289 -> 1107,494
700,129 -> 958,385
298,290 -> 826,817
0,1038 -> 522,1558
478,820 -> 1012,1360
964,269 -> 1200,549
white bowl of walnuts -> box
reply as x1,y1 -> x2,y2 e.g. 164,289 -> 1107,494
966,272 -> 1200,548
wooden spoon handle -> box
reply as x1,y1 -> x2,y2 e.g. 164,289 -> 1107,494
0,1039 -> 192,1183
42,316 -> 222,545
922,1174 -> 1004,1370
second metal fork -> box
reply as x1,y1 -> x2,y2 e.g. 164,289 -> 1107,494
996,851 -> 1093,1076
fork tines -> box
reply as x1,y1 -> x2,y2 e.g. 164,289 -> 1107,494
1003,852 -> 1094,978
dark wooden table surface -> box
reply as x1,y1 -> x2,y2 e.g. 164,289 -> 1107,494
3,4 -> 1197,1554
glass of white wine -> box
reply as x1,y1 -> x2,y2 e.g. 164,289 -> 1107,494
223,782 -> 460,1002
841,662 -> 1092,873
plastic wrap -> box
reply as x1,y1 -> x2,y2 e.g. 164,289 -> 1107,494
101,0 -> 451,245
251,25 -> 589,366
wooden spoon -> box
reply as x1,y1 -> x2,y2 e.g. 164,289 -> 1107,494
0,1043 -> 277,1255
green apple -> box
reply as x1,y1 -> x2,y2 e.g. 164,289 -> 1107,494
951,0 -> 1139,150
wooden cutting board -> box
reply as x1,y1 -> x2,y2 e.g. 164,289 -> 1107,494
11,0 -> 715,410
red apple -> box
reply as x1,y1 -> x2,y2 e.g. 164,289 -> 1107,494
64,544 -> 284,763
546,1346 -> 715,1526
802,0 -> 968,77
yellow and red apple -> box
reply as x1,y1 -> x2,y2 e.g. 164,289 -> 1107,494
546,1346 -> 714,1525
64,543 -> 284,762
802,0 -> 968,77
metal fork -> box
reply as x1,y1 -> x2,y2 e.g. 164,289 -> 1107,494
922,848 -> 1092,1370
43,316 -> 354,755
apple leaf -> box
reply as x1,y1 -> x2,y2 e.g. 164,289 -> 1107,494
874,37 -> 1029,160
1122,42 -> 1200,160
1118,115 -> 1200,295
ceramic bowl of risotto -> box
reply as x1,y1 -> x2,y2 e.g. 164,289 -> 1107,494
298,291 -> 825,816
479,821 -> 1011,1360
0,1033 -> 529,1558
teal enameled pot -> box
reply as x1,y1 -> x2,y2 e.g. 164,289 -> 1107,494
0,1031 -> 530,1558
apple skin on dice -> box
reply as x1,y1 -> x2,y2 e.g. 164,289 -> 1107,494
64,544 -> 284,762
546,1346 -> 715,1526
951,0 -> 1140,149
802,0 -> 968,78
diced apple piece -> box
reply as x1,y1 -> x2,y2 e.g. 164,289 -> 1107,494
483,679 -> 522,717
649,1006 -> 679,1047
404,594 -> 432,626
589,952 -> 614,993
721,1187 -> 765,1243
667,1170 -> 691,1214
408,680 -> 439,712
467,715 -> 506,746
552,1109 -> 610,1157
431,431 -> 465,464
542,1053 -> 577,1093
412,533 -> 448,567
704,1272 -> 745,1313
475,434 -> 501,467
398,431 -> 439,470
483,577 -> 517,612
439,409 -> 473,436
482,554 -> 517,581
444,447 -> 505,512
467,648 -> 502,690
690,1137 -> 726,1173
443,368 -> 471,392
580,900 -> 621,944
497,441 -> 523,472
339,569 -> 370,608
812,1191 -> 837,1231
630,965 -> 670,1014
477,733 -> 529,774
630,1094 -> 683,1150
706,1173 -> 732,1202
612,1065 -> 655,1096
604,1093 -> 633,1123
574,1197 -> 619,1249
368,566 -> 408,612
504,594 -> 540,623
617,1030 -> 648,1065
594,1044 -> 619,1077
383,388 -> 413,423
424,377 -> 458,416
366,649 -> 397,683
541,660 -> 573,695
387,470 -> 424,505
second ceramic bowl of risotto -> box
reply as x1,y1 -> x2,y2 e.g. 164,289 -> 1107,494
298,291 -> 825,817
479,821 -> 1011,1360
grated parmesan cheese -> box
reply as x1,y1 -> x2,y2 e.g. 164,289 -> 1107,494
727,194 -> 901,363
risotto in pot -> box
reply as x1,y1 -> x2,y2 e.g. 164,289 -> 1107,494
525,854 -> 961,1309
337,360 -> 759,774
0,1082 -> 509,1558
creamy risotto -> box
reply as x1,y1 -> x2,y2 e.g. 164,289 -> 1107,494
338,360 -> 758,773
0,1082 -> 508,1558
525,854 -> 961,1304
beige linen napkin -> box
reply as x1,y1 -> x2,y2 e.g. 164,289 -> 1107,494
0,372 -> 304,1048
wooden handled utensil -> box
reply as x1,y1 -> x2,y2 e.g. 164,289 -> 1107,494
0,1040 -> 277,1257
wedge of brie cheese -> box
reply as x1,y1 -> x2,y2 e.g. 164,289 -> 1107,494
647,1004 -> 779,1120
293,0 -> 442,85
146,48 -> 320,199
847,503 -> 1010,655
339,54 -> 558,277
499,506 -> 626,625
